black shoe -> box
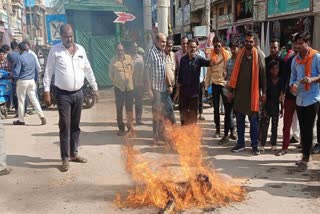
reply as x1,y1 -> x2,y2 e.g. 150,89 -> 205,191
218,136 -> 229,145
290,137 -> 299,144
231,144 -> 245,153
252,147 -> 260,156
312,144 -> 320,154
13,120 -> 25,125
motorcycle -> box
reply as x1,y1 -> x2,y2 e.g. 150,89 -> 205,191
0,69 -> 12,119
38,78 -> 96,109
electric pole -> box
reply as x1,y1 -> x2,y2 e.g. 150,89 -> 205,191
143,0 -> 153,49
157,0 -> 169,36
204,0 -> 210,34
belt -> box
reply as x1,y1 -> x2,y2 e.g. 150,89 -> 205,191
55,86 -> 83,95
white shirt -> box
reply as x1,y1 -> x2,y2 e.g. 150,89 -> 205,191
28,49 -> 41,71
43,42 -> 98,92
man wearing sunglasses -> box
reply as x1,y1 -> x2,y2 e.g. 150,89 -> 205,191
229,31 -> 266,156
205,37 -> 230,138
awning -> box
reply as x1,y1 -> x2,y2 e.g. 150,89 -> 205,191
64,0 -> 128,12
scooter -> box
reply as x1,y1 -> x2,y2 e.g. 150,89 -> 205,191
0,69 -> 12,119
203,85 -> 213,107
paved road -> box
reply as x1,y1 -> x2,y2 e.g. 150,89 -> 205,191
0,89 -> 320,214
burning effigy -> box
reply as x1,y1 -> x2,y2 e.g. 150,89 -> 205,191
114,123 -> 246,212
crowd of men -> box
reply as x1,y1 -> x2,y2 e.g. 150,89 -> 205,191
109,30 -> 320,172
0,26 -> 319,175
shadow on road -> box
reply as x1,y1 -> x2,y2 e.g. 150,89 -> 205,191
7,154 -> 60,170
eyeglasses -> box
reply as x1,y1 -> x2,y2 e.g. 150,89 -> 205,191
214,45 -> 221,48
245,40 -> 254,44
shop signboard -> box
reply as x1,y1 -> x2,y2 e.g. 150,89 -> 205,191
46,14 -> 67,45
217,14 -> 232,29
175,9 -> 182,28
267,0 -> 311,18
191,0 -> 205,12
314,0 -> 320,13
257,1 -> 266,21
24,0 -> 35,7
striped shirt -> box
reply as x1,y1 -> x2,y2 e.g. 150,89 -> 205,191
145,45 -> 166,92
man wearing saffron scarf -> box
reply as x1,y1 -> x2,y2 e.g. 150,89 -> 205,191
290,32 -> 320,171
228,31 -> 266,155
205,37 -> 230,137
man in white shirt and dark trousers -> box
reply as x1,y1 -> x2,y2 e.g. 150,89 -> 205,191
44,24 -> 98,172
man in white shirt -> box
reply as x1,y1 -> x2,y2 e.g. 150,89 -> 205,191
43,24 -> 98,172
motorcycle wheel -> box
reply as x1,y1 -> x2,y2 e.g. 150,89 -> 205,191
83,95 -> 96,109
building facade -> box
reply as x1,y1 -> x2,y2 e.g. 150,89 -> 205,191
185,0 -> 320,50
25,0 -> 47,46
0,0 -> 47,46
0,0 -> 25,44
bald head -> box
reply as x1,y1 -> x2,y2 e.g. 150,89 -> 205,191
155,33 -> 167,51
60,24 -> 73,35
60,24 -> 74,48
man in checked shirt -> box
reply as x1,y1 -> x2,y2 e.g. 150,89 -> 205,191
145,33 -> 175,145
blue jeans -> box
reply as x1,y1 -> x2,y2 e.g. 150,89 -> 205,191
236,112 -> 259,148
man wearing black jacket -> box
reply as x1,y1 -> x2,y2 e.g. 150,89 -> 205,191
265,39 -> 286,82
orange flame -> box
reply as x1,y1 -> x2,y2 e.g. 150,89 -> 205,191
114,123 -> 246,211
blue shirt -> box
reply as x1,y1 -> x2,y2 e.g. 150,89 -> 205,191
178,54 -> 211,97
290,52 -> 320,107
7,51 -> 20,67
13,51 -> 38,81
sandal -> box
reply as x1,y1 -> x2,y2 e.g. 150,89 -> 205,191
0,168 -> 12,176
275,150 -> 287,156
60,160 -> 69,172
70,156 -> 88,163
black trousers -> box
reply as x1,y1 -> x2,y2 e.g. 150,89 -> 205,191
56,87 -> 84,161
179,95 -> 198,125
296,102 -> 319,162
260,112 -> 279,147
221,93 -> 235,136
212,83 -> 224,130
114,87 -> 134,132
